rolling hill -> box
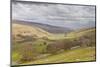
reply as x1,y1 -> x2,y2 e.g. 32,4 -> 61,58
12,20 -> 72,34
12,23 -> 53,41
66,27 -> 96,39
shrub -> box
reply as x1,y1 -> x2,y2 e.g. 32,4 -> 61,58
19,44 -> 37,63
47,40 -> 66,54
34,41 -> 48,54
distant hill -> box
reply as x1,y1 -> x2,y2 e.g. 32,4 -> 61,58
12,20 -> 72,34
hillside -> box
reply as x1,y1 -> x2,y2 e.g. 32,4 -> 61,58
66,28 -> 96,39
12,23 -> 53,41
13,20 -> 72,34
23,47 -> 95,65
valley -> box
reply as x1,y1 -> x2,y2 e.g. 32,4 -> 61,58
12,21 -> 96,65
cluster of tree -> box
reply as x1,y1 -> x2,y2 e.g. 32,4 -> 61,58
16,34 -> 37,43
19,44 -> 37,62
46,34 -> 95,54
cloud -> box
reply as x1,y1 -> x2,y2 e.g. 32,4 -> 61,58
12,1 -> 95,28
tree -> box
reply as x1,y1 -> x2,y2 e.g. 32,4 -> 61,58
19,44 -> 37,62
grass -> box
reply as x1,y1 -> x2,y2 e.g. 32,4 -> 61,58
48,34 -> 67,40
12,23 -> 53,39
21,47 -> 95,65
12,52 -> 20,61
66,28 -> 95,39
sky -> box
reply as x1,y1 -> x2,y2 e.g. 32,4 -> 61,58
12,1 -> 96,29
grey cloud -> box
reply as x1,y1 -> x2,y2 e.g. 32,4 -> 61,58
12,1 -> 95,28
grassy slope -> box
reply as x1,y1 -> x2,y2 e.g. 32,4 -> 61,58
66,28 -> 95,39
23,47 -> 95,65
12,23 -> 53,38
12,23 -> 52,63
